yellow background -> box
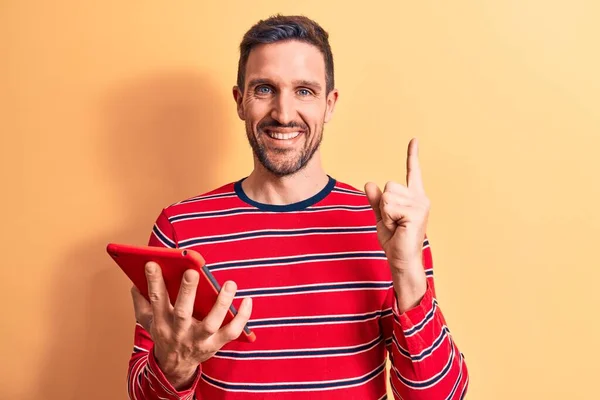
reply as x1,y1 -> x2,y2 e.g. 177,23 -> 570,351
3,1 -> 599,398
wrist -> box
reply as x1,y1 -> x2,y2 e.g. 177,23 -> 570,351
153,349 -> 199,390
163,367 -> 198,391
391,265 -> 427,314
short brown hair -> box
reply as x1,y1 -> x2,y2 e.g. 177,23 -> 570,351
236,14 -> 335,94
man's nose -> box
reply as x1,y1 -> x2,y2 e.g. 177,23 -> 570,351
270,91 -> 296,125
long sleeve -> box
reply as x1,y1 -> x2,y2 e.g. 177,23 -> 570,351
126,209 -> 202,399
381,237 -> 469,399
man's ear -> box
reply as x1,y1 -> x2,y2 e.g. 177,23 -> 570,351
232,86 -> 245,120
324,88 -> 339,123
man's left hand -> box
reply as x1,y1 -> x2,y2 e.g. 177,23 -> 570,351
365,138 -> 430,311
365,138 -> 430,270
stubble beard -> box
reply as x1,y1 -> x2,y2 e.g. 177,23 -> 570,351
245,121 -> 324,177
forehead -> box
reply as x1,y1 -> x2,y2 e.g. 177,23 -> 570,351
245,40 -> 326,85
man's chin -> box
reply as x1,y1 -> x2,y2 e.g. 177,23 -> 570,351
265,164 -> 303,177
260,157 -> 305,177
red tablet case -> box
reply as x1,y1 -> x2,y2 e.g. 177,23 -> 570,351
106,243 -> 255,342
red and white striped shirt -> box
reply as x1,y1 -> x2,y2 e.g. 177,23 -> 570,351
127,176 -> 469,399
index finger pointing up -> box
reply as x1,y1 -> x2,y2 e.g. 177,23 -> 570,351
406,138 -> 425,194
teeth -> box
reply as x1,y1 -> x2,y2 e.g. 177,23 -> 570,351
268,131 -> 301,140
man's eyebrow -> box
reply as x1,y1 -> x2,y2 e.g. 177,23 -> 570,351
247,78 -> 273,88
294,80 -> 322,90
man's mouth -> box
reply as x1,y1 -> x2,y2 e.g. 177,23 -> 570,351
264,130 -> 303,140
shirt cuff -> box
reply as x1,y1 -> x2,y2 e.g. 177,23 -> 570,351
146,346 -> 201,399
393,283 -> 435,330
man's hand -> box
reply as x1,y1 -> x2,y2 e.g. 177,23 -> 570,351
131,262 -> 252,390
365,138 -> 430,312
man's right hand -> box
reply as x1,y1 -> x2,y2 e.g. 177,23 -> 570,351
131,261 -> 253,390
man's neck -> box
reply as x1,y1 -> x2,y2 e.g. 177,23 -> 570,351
241,154 -> 329,206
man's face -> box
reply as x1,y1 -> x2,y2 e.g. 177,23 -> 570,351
233,40 -> 338,176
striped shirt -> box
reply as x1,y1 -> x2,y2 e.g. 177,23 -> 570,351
127,176 -> 469,399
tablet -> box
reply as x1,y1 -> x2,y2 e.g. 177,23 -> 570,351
106,242 -> 256,343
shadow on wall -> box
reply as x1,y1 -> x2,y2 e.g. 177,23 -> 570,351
35,71 -> 237,400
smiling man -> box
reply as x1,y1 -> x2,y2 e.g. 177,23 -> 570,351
237,39 -> 335,181
127,15 -> 469,399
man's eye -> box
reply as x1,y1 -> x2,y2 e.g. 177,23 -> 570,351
298,89 -> 312,96
256,86 -> 272,94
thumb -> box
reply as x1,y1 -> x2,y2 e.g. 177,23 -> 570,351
364,182 -> 383,223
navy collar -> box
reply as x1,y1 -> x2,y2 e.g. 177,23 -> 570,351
234,175 -> 336,212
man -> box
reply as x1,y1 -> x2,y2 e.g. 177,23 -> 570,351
127,14 -> 469,399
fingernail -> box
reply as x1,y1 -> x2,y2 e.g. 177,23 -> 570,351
183,269 -> 198,283
239,297 -> 251,312
145,262 -> 156,274
223,281 -> 235,294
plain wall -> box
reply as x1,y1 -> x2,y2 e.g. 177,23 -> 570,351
2,1 -> 599,398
